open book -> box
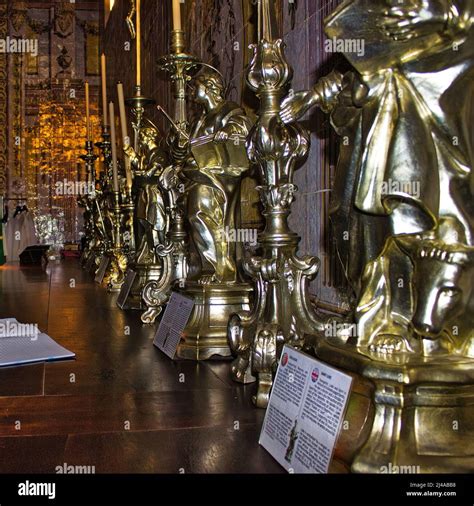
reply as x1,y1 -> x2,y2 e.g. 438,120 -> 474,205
0,318 -> 75,367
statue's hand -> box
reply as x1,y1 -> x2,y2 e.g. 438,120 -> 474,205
160,165 -> 178,190
168,129 -> 188,150
123,144 -> 135,158
280,90 -> 317,124
177,130 -> 189,149
383,0 -> 450,41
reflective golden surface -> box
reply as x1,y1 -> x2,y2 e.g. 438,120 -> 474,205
281,0 -> 474,471
228,0 -> 328,407
120,111 -> 170,309
175,68 -> 254,359
140,30 -> 198,324
76,0 -> 474,472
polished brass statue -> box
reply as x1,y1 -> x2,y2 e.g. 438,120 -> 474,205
281,0 -> 474,472
117,124 -> 172,309
78,140 -> 98,266
170,68 -> 253,359
79,139 -> 111,272
101,163 -> 130,292
126,126 -> 169,265
82,119 -> 132,292
179,69 -> 252,285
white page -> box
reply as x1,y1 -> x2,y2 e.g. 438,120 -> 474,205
0,332 -> 75,367
153,292 -> 194,359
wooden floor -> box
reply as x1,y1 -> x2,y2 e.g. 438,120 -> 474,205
0,260 -> 349,474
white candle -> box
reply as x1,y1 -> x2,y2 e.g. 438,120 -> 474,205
109,101 -> 119,193
172,0 -> 182,31
117,83 -> 133,190
262,0 -> 268,40
257,0 -> 261,42
136,0 -> 141,87
117,82 -> 129,146
85,81 -> 91,141
101,54 -> 108,127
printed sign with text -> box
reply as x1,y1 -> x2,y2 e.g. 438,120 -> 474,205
259,345 -> 352,473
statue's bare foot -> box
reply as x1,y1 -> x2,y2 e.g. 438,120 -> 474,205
369,334 -> 408,354
198,269 -> 236,285
198,274 -> 219,285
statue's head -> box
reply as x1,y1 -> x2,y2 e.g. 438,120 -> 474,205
193,69 -> 225,105
139,126 -> 158,147
397,236 -> 474,339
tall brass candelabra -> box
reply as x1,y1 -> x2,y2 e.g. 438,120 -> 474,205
115,84 -> 158,308
227,0 -> 328,407
140,29 -> 198,323
79,139 -> 98,265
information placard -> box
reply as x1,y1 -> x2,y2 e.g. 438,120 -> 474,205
84,253 -> 96,273
153,292 -> 194,359
117,269 -> 137,309
259,345 -> 352,473
94,255 -> 109,284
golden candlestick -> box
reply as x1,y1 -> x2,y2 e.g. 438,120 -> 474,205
228,0 -> 328,404
140,28 -> 198,325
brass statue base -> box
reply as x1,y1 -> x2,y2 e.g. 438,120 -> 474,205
119,264 -> 162,310
314,337 -> 474,473
177,282 -> 253,361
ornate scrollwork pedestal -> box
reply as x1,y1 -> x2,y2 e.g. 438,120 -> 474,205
119,264 -> 161,310
103,190 -> 128,292
315,337 -> 474,472
227,2 -> 327,407
141,208 -> 188,323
